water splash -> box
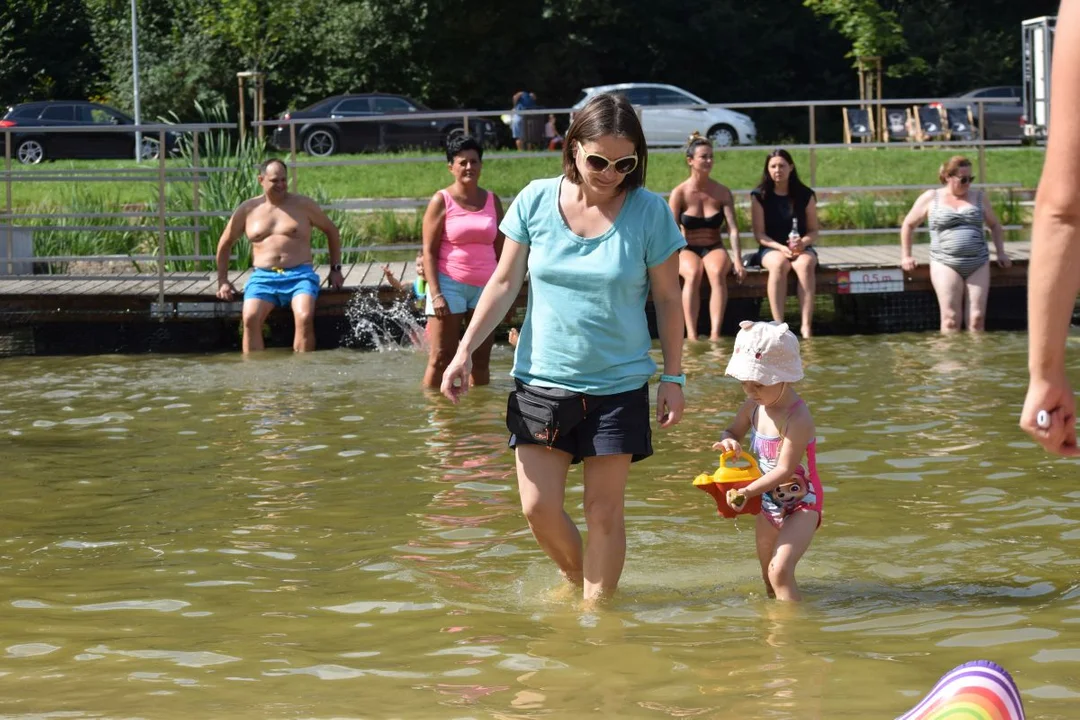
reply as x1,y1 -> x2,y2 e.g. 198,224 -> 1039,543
343,291 -> 427,351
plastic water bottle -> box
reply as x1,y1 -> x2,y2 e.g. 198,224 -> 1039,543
788,217 -> 801,256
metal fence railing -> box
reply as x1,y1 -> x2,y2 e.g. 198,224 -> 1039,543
250,95 -> 1026,190
0,96 -> 1035,306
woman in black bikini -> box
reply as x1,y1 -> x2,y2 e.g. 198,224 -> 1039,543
668,133 -> 745,341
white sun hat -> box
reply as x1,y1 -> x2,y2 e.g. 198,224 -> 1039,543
725,320 -> 804,385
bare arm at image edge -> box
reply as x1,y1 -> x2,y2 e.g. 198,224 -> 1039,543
215,203 -> 248,300
1021,0 -> 1080,454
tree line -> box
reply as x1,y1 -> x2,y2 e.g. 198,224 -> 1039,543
0,0 -> 1060,142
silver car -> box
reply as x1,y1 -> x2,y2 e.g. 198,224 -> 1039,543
572,83 -> 756,147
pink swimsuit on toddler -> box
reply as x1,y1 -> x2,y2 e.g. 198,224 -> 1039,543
747,398 -> 824,529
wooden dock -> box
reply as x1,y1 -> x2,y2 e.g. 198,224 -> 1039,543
0,242 -> 1030,354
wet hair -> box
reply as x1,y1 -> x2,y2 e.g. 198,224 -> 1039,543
686,132 -> 713,160
939,155 -> 972,184
259,158 -> 287,175
753,148 -> 812,201
446,133 -> 483,163
562,92 -> 647,190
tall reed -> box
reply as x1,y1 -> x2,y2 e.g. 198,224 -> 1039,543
29,185 -> 142,274
157,100 -> 368,270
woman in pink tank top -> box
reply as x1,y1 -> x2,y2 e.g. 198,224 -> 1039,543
421,135 -> 505,389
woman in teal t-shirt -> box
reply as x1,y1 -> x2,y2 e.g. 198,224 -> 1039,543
440,93 -> 687,603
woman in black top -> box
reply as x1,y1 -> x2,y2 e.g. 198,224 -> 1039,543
668,134 -> 745,341
750,149 -> 819,339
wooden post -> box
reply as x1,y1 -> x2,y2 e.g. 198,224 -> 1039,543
463,113 -> 470,136
809,104 -> 817,186
157,129 -> 167,309
289,123 -> 298,191
978,101 -> 988,183
876,59 -> 884,144
237,75 -> 247,144
4,130 -> 11,275
192,130 -> 201,270
255,73 -> 265,142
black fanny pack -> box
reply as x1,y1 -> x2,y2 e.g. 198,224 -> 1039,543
506,381 -> 590,447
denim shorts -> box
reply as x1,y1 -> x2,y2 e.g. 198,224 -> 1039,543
508,382 -> 653,464
243,265 -> 320,307
426,272 -> 484,315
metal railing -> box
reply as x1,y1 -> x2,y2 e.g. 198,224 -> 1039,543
2,122 -> 233,306
0,96 -> 1034,308
251,95 -> 1027,189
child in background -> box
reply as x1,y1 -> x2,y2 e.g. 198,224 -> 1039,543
381,250 -> 427,311
713,320 -> 822,601
544,114 -> 564,150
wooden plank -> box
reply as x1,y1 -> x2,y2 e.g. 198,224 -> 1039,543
340,262 -> 361,285
0,279 -> 51,294
230,268 -> 254,292
20,278 -> 77,294
76,277 -> 132,296
52,277 -> 99,294
114,279 -> 162,296
0,241 -> 1036,314
355,262 -> 380,286
166,273 -> 214,297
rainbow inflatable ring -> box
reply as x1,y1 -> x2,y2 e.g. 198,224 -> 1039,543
897,660 -> 1025,720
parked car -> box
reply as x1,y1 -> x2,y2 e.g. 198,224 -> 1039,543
270,93 -> 500,156
937,87 -> 1024,140
571,83 -> 757,147
0,101 -> 178,164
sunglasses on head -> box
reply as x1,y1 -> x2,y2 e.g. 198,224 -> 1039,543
578,145 -> 638,175
953,174 -> 975,185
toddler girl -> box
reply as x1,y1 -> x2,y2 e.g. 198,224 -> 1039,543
714,320 -> 822,601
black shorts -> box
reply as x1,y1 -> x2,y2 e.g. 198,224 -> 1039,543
508,382 -> 653,464
681,242 -> 725,259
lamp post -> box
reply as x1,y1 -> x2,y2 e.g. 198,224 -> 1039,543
131,0 -> 142,162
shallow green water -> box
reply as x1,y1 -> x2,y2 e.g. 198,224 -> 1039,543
0,332 -> 1077,719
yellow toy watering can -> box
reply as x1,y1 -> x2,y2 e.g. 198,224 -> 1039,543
693,451 -> 763,518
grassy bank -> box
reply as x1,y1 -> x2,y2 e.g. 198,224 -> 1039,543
8,146 -> 1040,269
6,147 -> 1045,209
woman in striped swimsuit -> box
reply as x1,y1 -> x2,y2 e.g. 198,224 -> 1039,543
899,156 -> 1011,332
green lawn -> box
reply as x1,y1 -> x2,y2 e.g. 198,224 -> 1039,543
5,147 -> 1045,210
7,146 -> 1041,264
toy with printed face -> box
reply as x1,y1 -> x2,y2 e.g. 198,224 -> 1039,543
770,468 -> 809,507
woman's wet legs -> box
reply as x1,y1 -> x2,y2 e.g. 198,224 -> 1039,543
581,454 -> 631,603
678,251 -> 705,341
516,445 -> 583,586
703,250 -> 732,340
792,252 -> 817,338
761,251 -> 792,323
422,313 -> 465,388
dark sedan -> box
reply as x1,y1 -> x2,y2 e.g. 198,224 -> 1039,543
0,101 -> 178,164
270,93 -> 499,156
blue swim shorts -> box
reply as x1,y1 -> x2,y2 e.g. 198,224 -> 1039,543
243,265 -> 321,307
425,272 -> 484,315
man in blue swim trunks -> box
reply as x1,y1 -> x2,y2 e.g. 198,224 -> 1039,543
215,159 -> 344,352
